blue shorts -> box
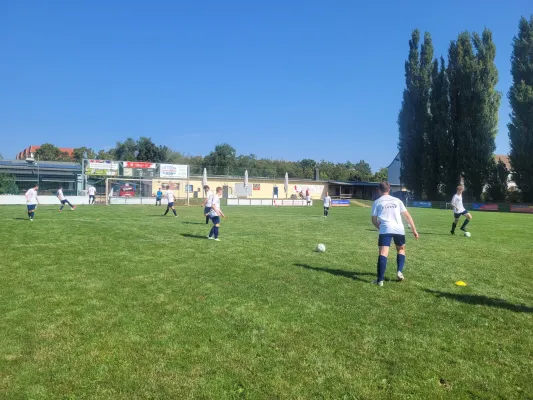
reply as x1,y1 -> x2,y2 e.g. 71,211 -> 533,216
211,216 -> 220,225
156,197 -> 162,201
454,210 -> 469,219
204,207 -> 211,215
61,200 -> 68,204
27,204 -> 36,211
168,202 -> 174,207
378,234 -> 406,247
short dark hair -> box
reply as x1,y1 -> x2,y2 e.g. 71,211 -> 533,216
216,186 -> 222,192
378,182 -> 390,193
203,185 -> 210,190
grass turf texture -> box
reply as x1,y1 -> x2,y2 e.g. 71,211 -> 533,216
0,204 -> 532,399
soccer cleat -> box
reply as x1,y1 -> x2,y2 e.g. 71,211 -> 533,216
372,280 -> 383,287
30,219 -> 33,222
58,210 -> 62,212
397,272 -> 405,281
207,236 -> 214,240
460,227 -> 468,232
72,207 -> 76,210
214,238 -> 220,241
450,230 -> 455,235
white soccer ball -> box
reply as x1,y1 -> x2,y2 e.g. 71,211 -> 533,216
316,243 -> 326,252
464,232 -> 471,238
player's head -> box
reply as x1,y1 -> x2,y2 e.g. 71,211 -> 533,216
456,185 -> 464,194
203,185 -> 210,190
378,182 -> 390,195
326,191 -> 329,196
158,187 -> 161,191
34,184 -> 39,190
216,186 -> 222,195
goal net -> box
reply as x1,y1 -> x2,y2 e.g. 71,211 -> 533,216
105,178 -> 193,205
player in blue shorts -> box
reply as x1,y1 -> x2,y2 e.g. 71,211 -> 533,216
25,185 -> 40,221
162,188 -> 178,217
207,187 -> 225,241
371,182 -> 419,286
450,186 -> 472,235
202,185 -> 214,224
155,188 -> 163,206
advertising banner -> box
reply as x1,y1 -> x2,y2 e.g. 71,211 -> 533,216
332,199 -> 350,207
85,160 -> 119,176
159,164 -> 188,179
412,201 -> 432,208
510,204 -> 533,213
472,203 -> 499,211
122,162 -> 158,178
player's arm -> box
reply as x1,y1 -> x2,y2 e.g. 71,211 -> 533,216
214,205 -> 225,219
401,210 -> 419,239
371,216 -> 380,230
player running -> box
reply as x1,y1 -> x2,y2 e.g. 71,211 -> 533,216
88,185 -> 97,205
207,187 -> 225,241
450,186 -> 472,235
323,192 -> 331,217
371,182 -> 419,286
57,187 -> 76,211
202,185 -> 214,224
162,188 -> 178,217
25,185 -> 40,222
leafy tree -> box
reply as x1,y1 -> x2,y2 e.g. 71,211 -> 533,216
398,30 -> 433,198
96,149 -> 115,160
426,57 -> 450,200
0,173 -> 19,194
508,16 -> 533,202
73,147 -> 96,162
203,143 -> 237,175
34,143 -> 71,161
484,159 -> 509,202
113,138 -> 138,161
372,167 -> 388,183
137,137 -> 163,162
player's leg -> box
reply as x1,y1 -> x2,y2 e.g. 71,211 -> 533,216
163,204 -> 170,215
28,205 -> 35,221
59,200 -> 65,211
451,214 -> 460,235
66,199 -> 75,209
171,205 -> 177,217
325,207 -> 329,217
374,235 -> 391,286
208,216 -> 215,238
214,219 -> 221,240
460,212 -> 472,231
394,235 -> 407,281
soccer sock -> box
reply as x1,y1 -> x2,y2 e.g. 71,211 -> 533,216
451,222 -> 457,232
164,207 -> 169,215
377,255 -> 387,282
326,209 -> 329,217
397,254 -> 406,273
461,219 -> 470,229
172,209 -> 177,216
28,211 -> 31,219
324,208 -> 326,216
30,212 -> 35,219
60,205 -> 64,211
206,216 -> 210,224
214,226 -> 219,239
67,201 -> 73,207
209,226 -> 214,237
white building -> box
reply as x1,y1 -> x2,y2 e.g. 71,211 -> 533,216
386,153 -> 403,193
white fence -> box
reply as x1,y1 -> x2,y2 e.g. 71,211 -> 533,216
0,195 -> 91,205
228,199 -> 310,206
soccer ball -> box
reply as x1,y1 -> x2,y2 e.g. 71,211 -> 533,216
464,232 -> 471,238
316,243 -> 326,252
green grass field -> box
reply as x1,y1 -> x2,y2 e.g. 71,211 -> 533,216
1,204 -> 532,399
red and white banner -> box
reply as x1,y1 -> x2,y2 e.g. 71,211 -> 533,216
122,161 -> 157,169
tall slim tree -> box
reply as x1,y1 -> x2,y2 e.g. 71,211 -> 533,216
508,16 -> 533,202
398,30 -> 433,198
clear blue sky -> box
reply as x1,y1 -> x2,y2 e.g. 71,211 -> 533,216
1,0 -> 530,170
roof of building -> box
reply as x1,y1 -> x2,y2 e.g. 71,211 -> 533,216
327,180 -> 379,187
495,155 -> 511,170
387,152 -> 400,169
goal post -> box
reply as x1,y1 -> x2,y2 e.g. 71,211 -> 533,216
105,177 -> 194,206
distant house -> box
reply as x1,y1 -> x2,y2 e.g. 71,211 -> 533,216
494,155 -> 516,190
386,153 -> 403,193
16,145 -> 74,160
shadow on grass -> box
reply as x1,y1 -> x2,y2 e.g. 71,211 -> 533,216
364,228 -> 449,236
181,233 -> 208,239
294,263 -> 375,283
423,289 -> 533,313
13,218 -> 28,220
181,221 -> 207,225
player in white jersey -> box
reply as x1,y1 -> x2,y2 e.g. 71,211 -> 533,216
207,187 -> 225,241
162,189 -> 178,217
88,185 -> 97,205
371,182 -> 419,286
450,185 -> 472,235
25,185 -> 40,221
57,187 -> 76,211
202,185 -> 214,224
323,192 -> 331,217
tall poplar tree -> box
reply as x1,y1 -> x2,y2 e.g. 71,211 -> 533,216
508,16 -> 533,202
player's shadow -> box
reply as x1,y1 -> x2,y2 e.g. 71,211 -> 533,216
181,221 -> 206,225
364,228 -> 448,236
181,233 -> 209,239
423,289 -> 533,313
294,263 -> 375,283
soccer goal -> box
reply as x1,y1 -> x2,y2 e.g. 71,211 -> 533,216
105,178 -> 192,206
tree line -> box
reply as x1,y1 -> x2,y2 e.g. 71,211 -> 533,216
398,15 -> 533,202
30,141 -> 388,182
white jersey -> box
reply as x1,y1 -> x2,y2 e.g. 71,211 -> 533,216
166,190 -> 175,203
88,187 -> 96,196
209,194 -> 221,217
371,195 -> 407,235
205,190 -> 214,207
323,196 -> 331,207
25,188 -> 38,205
57,189 -> 65,201
451,194 -> 465,213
